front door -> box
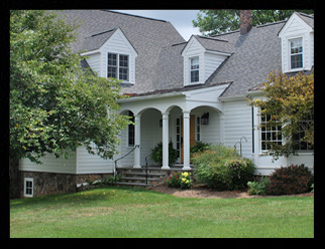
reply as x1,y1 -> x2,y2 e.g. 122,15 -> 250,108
180,115 -> 195,163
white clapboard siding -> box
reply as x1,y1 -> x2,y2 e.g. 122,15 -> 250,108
279,13 -> 314,72
182,37 -> 205,85
99,28 -> 137,83
19,151 -> 77,174
204,53 -> 227,82
76,146 -> 114,174
223,100 -> 253,159
86,52 -> 101,75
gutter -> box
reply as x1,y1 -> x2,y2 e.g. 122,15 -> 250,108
117,91 -> 185,103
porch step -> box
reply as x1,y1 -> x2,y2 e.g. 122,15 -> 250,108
116,168 -> 168,188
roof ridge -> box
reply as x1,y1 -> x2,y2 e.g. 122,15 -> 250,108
102,10 -> 168,23
210,19 -> 287,37
196,35 -> 228,42
296,12 -> 314,19
256,19 -> 287,28
89,28 -> 116,38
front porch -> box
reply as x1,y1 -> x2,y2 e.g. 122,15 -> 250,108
116,84 -> 228,171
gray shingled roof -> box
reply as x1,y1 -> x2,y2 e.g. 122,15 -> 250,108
206,21 -> 286,97
296,12 -> 314,29
195,35 -> 234,54
58,10 -> 185,95
82,28 -> 116,52
59,10 -> 313,98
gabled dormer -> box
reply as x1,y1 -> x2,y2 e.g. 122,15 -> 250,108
81,27 -> 138,84
181,35 -> 232,86
278,12 -> 314,73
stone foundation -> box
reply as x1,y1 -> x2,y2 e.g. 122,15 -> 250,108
19,171 -> 112,198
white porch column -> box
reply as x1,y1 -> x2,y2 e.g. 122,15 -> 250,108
219,113 -> 225,144
162,112 -> 170,169
133,114 -> 141,169
183,111 -> 191,170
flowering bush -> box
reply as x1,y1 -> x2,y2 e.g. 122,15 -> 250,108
180,172 -> 193,189
166,172 -> 181,188
166,172 -> 192,189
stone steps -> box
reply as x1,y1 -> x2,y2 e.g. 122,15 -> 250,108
116,168 -> 168,188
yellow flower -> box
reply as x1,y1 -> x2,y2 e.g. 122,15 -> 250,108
186,180 -> 189,184
182,172 -> 189,178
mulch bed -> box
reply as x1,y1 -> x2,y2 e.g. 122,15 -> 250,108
150,183 -> 314,199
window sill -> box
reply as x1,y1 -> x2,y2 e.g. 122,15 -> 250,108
284,68 -> 304,73
258,151 -> 314,157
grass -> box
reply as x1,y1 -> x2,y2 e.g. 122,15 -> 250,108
10,186 -> 314,238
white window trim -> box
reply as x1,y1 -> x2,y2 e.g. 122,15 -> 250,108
258,109 -> 283,154
189,56 -> 200,84
107,52 -> 130,83
24,177 -> 34,198
289,37 -> 304,71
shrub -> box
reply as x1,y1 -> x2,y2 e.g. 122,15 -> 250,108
266,164 -> 314,195
166,172 -> 181,188
247,176 -> 270,195
190,141 -> 211,155
166,172 -> 193,189
192,144 -> 256,190
151,141 -> 177,165
180,172 -> 193,189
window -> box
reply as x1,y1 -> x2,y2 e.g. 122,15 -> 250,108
24,178 -> 34,197
190,57 -> 199,83
176,118 -> 181,158
128,111 -> 135,147
290,38 -> 303,69
119,54 -> 129,81
293,119 -> 314,151
196,117 -> 201,141
260,112 -> 282,151
107,53 -> 129,81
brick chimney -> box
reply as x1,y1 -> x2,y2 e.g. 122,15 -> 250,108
240,10 -> 253,35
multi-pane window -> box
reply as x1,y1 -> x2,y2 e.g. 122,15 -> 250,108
176,118 -> 181,159
24,178 -> 34,197
293,119 -> 314,151
119,54 -> 129,81
108,53 -> 129,81
128,111 -> 135,147
190,57 -> 199,83
290,38 -> 303,69
261,112 -> 282,151
107,53 -> 117,78
196,117 -> 201,141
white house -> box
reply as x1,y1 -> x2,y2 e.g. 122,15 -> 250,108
19,10 -> 314,197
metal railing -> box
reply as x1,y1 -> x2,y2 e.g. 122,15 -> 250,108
234,136 -> 247,157
113,145 -> 140,182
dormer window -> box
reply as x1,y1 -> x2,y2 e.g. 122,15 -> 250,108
290,38 -> 303,69
278,12 -> 313,73
107,52 -> 129,81
190,57 -> 199,83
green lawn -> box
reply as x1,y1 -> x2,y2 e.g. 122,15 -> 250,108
10,186 -> 314,238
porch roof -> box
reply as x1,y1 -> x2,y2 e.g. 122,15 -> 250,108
118,81 -> 231,103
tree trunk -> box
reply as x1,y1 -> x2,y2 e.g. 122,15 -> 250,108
9,157 -> 20,199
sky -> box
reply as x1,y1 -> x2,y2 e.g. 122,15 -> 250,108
110,10 -> 202,40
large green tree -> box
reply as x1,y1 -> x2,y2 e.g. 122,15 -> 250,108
10,10 -> 129,164
193,10 -> 314,36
